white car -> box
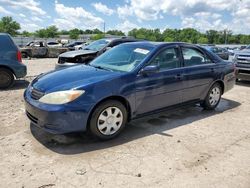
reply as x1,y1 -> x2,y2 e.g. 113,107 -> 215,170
47,42 -> 63,48
74,43 -> 88,50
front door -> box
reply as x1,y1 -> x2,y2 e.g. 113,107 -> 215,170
135,46 -> 184,115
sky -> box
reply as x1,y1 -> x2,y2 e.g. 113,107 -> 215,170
0,0 -> 249,34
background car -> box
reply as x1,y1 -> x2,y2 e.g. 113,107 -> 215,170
203,46 -> 230,60
0,33 -> 27,89
233,45 -> 250,81
74,42 -> 88,50
20,40 -> 69,58
64,41 -> 85,51
47,41 -> 63,48
55,37 -> 141,69
25,42 -> 235,140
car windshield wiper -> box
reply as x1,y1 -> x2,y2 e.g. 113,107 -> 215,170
89,64 -> 113,71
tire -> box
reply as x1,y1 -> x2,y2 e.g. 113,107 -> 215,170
0,68 -> 14,89
89,100 -> 128,140
201,83 -> 222,110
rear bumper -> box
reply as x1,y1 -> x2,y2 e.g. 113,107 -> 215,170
14,64 -> 27,78
24,89 -> 92,134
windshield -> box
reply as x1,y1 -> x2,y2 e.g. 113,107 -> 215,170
246,45 -> 250,49
89,44 -> 153,72
84,39 -> 110,51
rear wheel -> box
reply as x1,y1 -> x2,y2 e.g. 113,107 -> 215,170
0,68 -> 14,89
89,100 -> 127,140
201,83 -> 222,110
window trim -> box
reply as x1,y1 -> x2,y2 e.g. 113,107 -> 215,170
180,46 -> 214,67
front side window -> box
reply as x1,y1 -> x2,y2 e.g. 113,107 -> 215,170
150,48 -> 180,70
182,47 -> 211,66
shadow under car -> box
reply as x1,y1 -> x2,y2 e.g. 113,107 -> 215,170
30,98 -> 241,155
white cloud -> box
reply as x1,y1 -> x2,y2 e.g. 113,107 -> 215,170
31,16 -> 43,22
19,13 -> 26,18
117,0 -> 250,34
21,23 -> 41,32
54,1 -> 104,30
0,5 -> 12,15
117,4 -> 134,19
92,2 -> 114,16
0,0 -> 46,15
115,20 -> 139,34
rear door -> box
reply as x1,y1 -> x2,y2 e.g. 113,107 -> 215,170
180,45 -> 216,102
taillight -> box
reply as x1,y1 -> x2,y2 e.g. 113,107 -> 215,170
17,50 -> 22,63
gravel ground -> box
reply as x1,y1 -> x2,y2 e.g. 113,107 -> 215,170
0,58 -> 250,188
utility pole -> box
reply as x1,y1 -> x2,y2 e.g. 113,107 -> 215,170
103,22 -> 106,37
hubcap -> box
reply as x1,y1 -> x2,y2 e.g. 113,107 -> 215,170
209,87 -> 221,106
97,107 -> 123,135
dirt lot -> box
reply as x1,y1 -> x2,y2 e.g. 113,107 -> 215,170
0,58 -> 250,188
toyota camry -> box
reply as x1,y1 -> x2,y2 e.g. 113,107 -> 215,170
24,42 -> 235,139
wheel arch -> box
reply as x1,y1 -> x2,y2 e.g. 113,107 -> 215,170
87,95 -> 132,130
213,79 -> 225,94
0,65 -> 16,78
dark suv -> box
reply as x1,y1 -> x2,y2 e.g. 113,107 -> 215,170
0,33 -> 27,89
55,37 -> 140,69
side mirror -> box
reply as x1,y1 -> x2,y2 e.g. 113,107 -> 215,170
140,65 -> 159,75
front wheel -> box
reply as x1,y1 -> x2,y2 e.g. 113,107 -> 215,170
89,100 -> 127,140
201,83 -> 222,110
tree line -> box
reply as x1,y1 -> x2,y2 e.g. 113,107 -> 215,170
0,16 -> 250,44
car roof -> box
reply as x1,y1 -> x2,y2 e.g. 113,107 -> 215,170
121,41 -> 199,48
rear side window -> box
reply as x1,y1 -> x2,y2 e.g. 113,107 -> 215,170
0,35 -> 16,52
182,47 -> 212,66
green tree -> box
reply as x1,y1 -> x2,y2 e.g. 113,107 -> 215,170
34,28 -> 47,38
69,28 -> 81,39
21,30 -> 32,37
162,29 -> 180,42
0,16 -> 20,36
46,25 -> 58,38
206,30 -> 220,44
90,34 -> 105,40
59,30 -> 69,35
92,28 -> 103,34
197,36 -> 208,44
106,30 -> 125,36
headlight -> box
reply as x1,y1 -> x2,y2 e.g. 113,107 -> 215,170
39,90 -> 85,104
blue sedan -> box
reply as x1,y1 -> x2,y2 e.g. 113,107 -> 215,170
24,42 -> 235,139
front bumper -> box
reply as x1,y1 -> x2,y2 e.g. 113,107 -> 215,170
236,64 -> 250,81
55,62 -> 78,70
24,89 -> 92,134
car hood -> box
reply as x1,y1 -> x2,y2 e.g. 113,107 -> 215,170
59,49 -> 98,58
32,65 -> 122,93
235,49 -> 250,55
